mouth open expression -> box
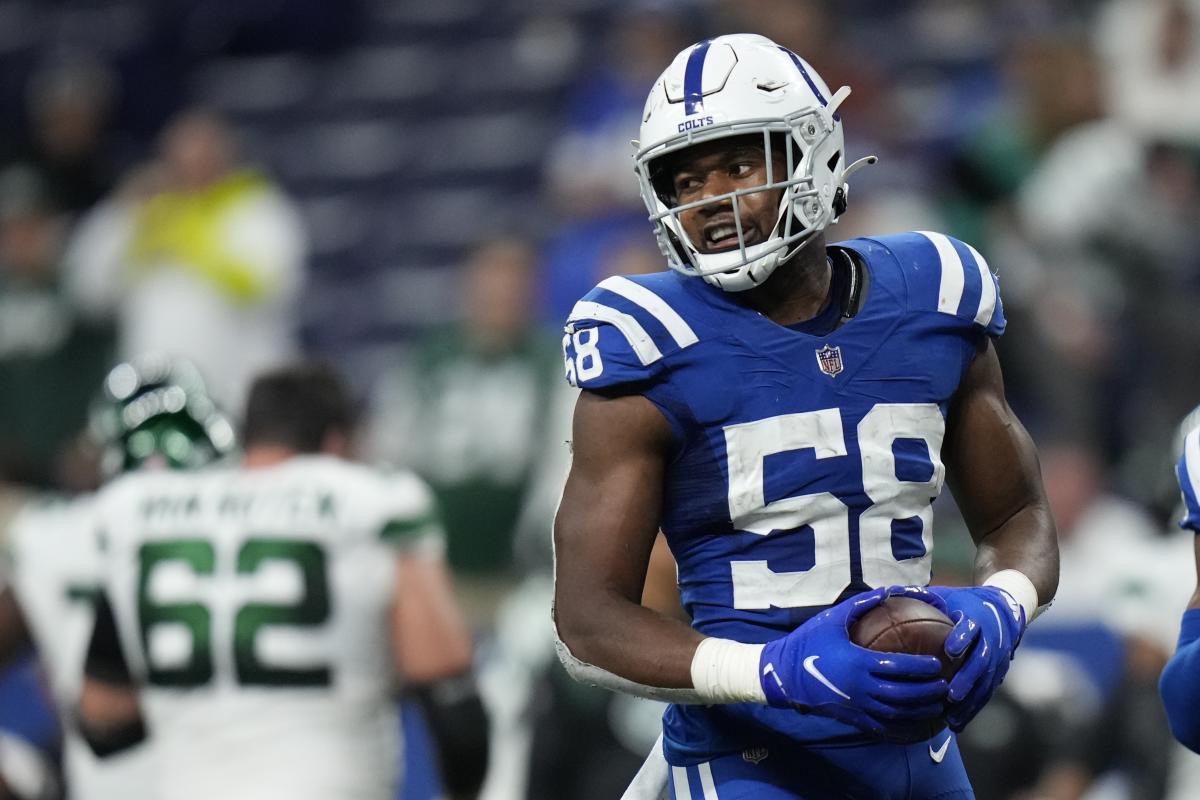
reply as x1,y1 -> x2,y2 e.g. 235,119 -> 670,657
701,214 -> 765,253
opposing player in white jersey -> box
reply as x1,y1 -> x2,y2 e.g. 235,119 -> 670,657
79,362 -> 488,800
6,495 -> 147,800
0,355 -> 237,800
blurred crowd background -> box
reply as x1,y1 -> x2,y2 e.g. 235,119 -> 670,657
1,0 -> 1199,798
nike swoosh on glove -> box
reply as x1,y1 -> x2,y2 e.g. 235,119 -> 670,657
758,585 -> 950,739
925,585 -> 1026,732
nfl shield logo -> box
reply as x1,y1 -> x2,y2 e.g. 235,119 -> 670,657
742,747 -> 769,764
815,344 -> 843,377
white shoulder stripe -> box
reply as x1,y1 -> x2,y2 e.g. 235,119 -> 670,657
568,300 -> 664,365
966,242 -> 997,327
1186,429 -> 1200,505
917,231 -> 965,317
671,767 -> 692,799
698,762 -> 720,799
598,276 -> 699,348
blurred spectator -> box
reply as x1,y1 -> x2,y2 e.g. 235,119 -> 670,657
542,6 -> 689,218
710,0 -> 887,128
1,54 -> 119,215
976,1 -> 1200,503
1013,114 -> 1200,499
64,109 -> 306,410
0,165 -> 114,488
366,236 -> 562,629
1098,0 -> 1200,144
538,5 -> 692,323
62,162 -> 165,327
944,23 -> 1104,250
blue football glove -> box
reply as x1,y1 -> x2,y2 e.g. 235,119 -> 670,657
926,585 -> 1026,732
758,585 -> 950,738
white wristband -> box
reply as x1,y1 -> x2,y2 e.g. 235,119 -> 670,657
983,569 -> 1040,624
689,638 -> 767,704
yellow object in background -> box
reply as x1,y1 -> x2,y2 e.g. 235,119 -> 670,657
127,171 -> 272,304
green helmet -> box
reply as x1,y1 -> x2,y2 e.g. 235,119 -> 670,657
90,355 -> 237,477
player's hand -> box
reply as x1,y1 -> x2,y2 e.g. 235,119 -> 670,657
758,585 -> 950,738
925,585 -> 1026,732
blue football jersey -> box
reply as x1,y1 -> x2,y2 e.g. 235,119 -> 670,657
1179,426 -> 1200,531
563,231 -> 1005,762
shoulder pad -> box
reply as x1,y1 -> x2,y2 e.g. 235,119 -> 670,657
375,470 -> 446,554
563,274 -> 700,391
1179,427 -> 1200,531
869,231 -> 1006,337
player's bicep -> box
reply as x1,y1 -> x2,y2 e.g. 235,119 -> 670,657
943,339 -> 1047,542
554,390 -> 672,616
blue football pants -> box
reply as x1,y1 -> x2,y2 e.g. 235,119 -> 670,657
667,729 -> 973,800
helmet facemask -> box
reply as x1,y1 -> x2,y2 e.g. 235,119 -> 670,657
636,97 -> 846,292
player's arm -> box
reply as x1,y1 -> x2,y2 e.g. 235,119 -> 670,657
934,337 -> 1059,730
393,552 -> 487,799
1159,435 -> 1200,752
77,592 -> 147,758
944,338 -> 1058,604
0,585 -> 32,672
553,390 -> 702,692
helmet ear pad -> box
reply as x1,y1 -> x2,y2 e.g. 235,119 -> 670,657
772,132 -> 840,266
787,125 -> 844,231
832,186 -> 848,217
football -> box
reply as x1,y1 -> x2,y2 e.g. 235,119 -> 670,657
850,596 -> 958,678
850,595 -> 959,742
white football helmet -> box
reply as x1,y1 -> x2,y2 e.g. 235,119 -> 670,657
634,33 -> 875,292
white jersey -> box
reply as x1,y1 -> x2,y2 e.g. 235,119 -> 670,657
5,495 -> 157,800
94,455 -> 444,800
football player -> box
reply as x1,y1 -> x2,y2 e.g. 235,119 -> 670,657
553,33 -> 1058,798
0,355 -> 236,800
1160,405 -> 1200,752
78,362 -> 488,800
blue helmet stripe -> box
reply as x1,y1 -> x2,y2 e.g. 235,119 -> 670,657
778,46 -> 838,119
683,39 -> 713,115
